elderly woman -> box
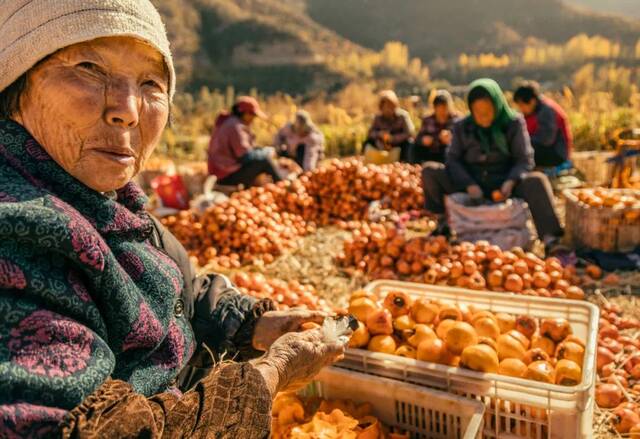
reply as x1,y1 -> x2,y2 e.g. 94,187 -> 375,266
421,79 -> 563,251
412,90 -> 461,164
274,110 -> 325,172
364,90 -> 415,162
0,1 -> 345,437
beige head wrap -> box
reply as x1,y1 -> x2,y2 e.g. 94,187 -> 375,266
378,90 -> 399,108
0,0 -> 175,98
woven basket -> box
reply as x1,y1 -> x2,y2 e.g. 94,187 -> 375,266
571,151 -> 615,186
563,189 -> 640,252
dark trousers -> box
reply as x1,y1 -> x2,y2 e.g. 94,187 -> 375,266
421,162 -> 563,238
218,157 -> 286,186
410,143 -> 445,165
534,145 -> 566,168
278,144 -> 308,169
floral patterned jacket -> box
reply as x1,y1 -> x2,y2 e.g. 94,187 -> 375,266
0,120 -> 272,438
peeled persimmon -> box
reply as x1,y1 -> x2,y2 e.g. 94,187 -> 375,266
349,298 -> 378,323
445,322 -> 478,355
407,324 -> 437,348
417,338 -> 447,363
532,272 -> 551,289
473,316 -> 501,340
498,358 -> 528,378
461,344 -> 499,373
504,274 -> 524,293
488,270 -> 504,288
383,291 -> 412,317
526,361 -> 555,384
366,309 -> 394,335
368,335 -> 397,354
349,321 -> 370,348
411,299 -> 439,324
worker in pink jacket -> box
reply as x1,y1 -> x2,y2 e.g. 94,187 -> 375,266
208,97 -> 286,186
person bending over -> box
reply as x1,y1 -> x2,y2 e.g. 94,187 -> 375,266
514,81 -> 573,168
208,96 -> 287,187
364,90 -> 415,162
412,90 -> 461,164
421,78 -> 563,251
274,110 -> 324,171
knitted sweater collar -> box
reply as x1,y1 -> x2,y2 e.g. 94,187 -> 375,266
0,119 -> 153,239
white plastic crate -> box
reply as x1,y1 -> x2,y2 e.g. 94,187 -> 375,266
338,280 -> 599,439
300,367 -> 485,439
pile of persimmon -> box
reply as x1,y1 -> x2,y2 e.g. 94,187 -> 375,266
574,188 -> 640,214
162,159 -> 423,267
272,393 -> 408,439
592,300 -> 640,435
347,289 -> 586,386
162,190 -> 311,267
230,272 -> 332,312
339,226 -> 591,299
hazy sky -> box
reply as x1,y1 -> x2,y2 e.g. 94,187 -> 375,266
568,0 -> 640,18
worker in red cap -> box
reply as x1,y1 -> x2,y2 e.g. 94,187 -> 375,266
208,96 -> 286,186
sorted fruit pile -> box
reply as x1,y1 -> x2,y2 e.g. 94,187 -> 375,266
162,189 -> 313,268
339,226 -> 590,299
347,289 -> 586,386
230,272 -> 332,312
271,393 -> 408,439
574,188 -> 640,214
593,299 -> 640,435
162,159 -> 423,268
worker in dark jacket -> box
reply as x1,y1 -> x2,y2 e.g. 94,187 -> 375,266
364,90 -> 415,162
422,78 -> 563,248
514,81 -> 573,168
412,90 -> 460,164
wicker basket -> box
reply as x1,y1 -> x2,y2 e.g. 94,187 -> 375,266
571,151 -> 615,186
563,189 -> 640,252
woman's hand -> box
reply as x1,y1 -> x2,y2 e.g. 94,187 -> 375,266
252,328 -> 347,396
439,130 -> 452,145
501,179 -> 515,198
466,184 -> 483,199
252,310 -> 328,351
422,135 -> 434,147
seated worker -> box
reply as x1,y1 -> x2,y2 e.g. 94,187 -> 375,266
364,90 -> 415,162
422,78 -> 563,251
274,110 -> 325,172
513,81 -> 573,168
412,90 -> 461,164
208,96 -> 287,186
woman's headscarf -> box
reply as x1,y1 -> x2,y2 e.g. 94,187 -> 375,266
379,90 -> 400,109
432,89 -> 454,111
0,0 -> 175,99
467,78 -> 517,155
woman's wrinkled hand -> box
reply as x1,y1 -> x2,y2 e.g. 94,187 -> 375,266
252,309 -> 328,351
253,328 -> 346,395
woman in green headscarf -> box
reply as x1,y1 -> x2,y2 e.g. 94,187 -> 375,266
422,79 -> 563,250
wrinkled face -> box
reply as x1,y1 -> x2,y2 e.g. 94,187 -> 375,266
515,99 -> 537,117
471,98 -> 496,128
434,104 -> 450,122
380,99 -> 396,118
15,36 -> 170,192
